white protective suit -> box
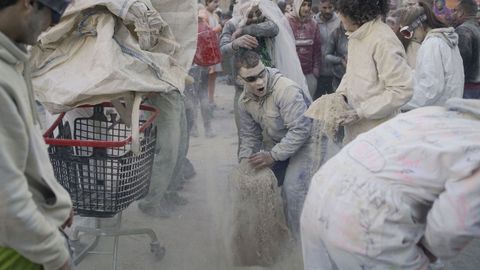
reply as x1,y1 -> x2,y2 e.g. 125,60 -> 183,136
403,27 -> 464,110
301,98 -> 480,270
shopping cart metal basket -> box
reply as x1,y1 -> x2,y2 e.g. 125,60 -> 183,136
43,103 -> 165,269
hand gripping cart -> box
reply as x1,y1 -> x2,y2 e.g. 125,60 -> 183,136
43,103 -> 165,269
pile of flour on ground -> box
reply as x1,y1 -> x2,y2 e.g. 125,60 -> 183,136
228,161 -> 290,267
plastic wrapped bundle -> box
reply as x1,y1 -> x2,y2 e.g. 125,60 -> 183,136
228,161 -> 290,267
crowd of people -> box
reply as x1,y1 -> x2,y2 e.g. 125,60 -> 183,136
186,0 -> 480,268
0,0 -> 480,269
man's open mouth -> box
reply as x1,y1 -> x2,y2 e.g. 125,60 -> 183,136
257,87 -> 265,92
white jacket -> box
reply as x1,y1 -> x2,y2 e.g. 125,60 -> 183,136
336,18 -> 413,143
301,98 -> 480,269
0,32 -> 72,270
404,28 -> 464,110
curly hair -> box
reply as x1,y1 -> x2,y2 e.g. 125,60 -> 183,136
0,0 -> 18,10
334,0 -> 390,26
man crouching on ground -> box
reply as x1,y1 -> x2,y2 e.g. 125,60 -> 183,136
0,0 -> 73,269
237,50 -> 314,238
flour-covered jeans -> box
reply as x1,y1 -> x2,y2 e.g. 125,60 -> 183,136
142,91 -> 188,203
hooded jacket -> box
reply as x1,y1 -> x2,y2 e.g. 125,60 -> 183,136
302,98 -> 480,269
404,27 -> 464,110
238,68 -> 312,162
285,0 -> 321,75
0,32 -> 72,270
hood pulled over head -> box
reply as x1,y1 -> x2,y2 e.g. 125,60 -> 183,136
426,27 -> 459,48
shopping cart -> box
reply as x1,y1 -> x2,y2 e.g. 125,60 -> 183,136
43,103 -> 165,269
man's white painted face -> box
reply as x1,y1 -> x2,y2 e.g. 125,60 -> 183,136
239,62 -> 268,97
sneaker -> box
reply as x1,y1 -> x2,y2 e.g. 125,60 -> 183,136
164,191 -> 188,206
205,126 -> 216,138
138,199 -> 174,218
183,159 -> 196,180
190,126 -> 199,137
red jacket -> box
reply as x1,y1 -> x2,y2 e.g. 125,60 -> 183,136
286,14 -> 321,76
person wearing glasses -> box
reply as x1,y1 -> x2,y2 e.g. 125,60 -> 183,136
237,50 -> 314,238
0,0 -> 73,270
399,1 -> 464,111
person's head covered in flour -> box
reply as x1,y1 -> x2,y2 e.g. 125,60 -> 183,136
237,50 -> 316,238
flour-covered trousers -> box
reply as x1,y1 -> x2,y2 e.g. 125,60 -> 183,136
305,73 -> 318,100
300,157 -> 431,270
185,65 -> 212,131
282,141 -> 314,240
143,91 -> 188,200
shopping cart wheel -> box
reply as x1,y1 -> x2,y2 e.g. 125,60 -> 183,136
150,242 -> 166,260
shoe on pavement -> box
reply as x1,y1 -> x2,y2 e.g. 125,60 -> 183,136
183,158 -> 196,180
163,192 -> 188,206
138,199 -> 174,218
190,126 -> 199,137
205,126 -> 216,138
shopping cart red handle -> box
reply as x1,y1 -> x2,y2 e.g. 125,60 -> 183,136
43,102 -> 159,148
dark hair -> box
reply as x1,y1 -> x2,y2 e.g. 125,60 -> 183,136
277,0 -> 287,13
457,0 -> 478,16
334,0 -> 390,26
239,50 -> 261,69
0,0 -> 17,10
400,1 -> 446,29
319,0 -> 334,4
0,0 -> 46,10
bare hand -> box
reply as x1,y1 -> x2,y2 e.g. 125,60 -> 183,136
337,109 -> 359,126
233,35 -> 258,50
248,152 -> 275,170
232,28 -> 243,40
61,209 -> 74,229
56,260 -> 72,270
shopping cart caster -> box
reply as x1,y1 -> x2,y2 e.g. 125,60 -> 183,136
150,242 -> 166,260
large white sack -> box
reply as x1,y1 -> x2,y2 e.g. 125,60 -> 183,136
30,0 -> 197,114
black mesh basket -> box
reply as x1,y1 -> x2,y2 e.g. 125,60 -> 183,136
44,103 -> 159,218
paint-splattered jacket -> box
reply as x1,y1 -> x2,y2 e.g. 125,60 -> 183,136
301,98 -> 480,269
238,68 -> 311,161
